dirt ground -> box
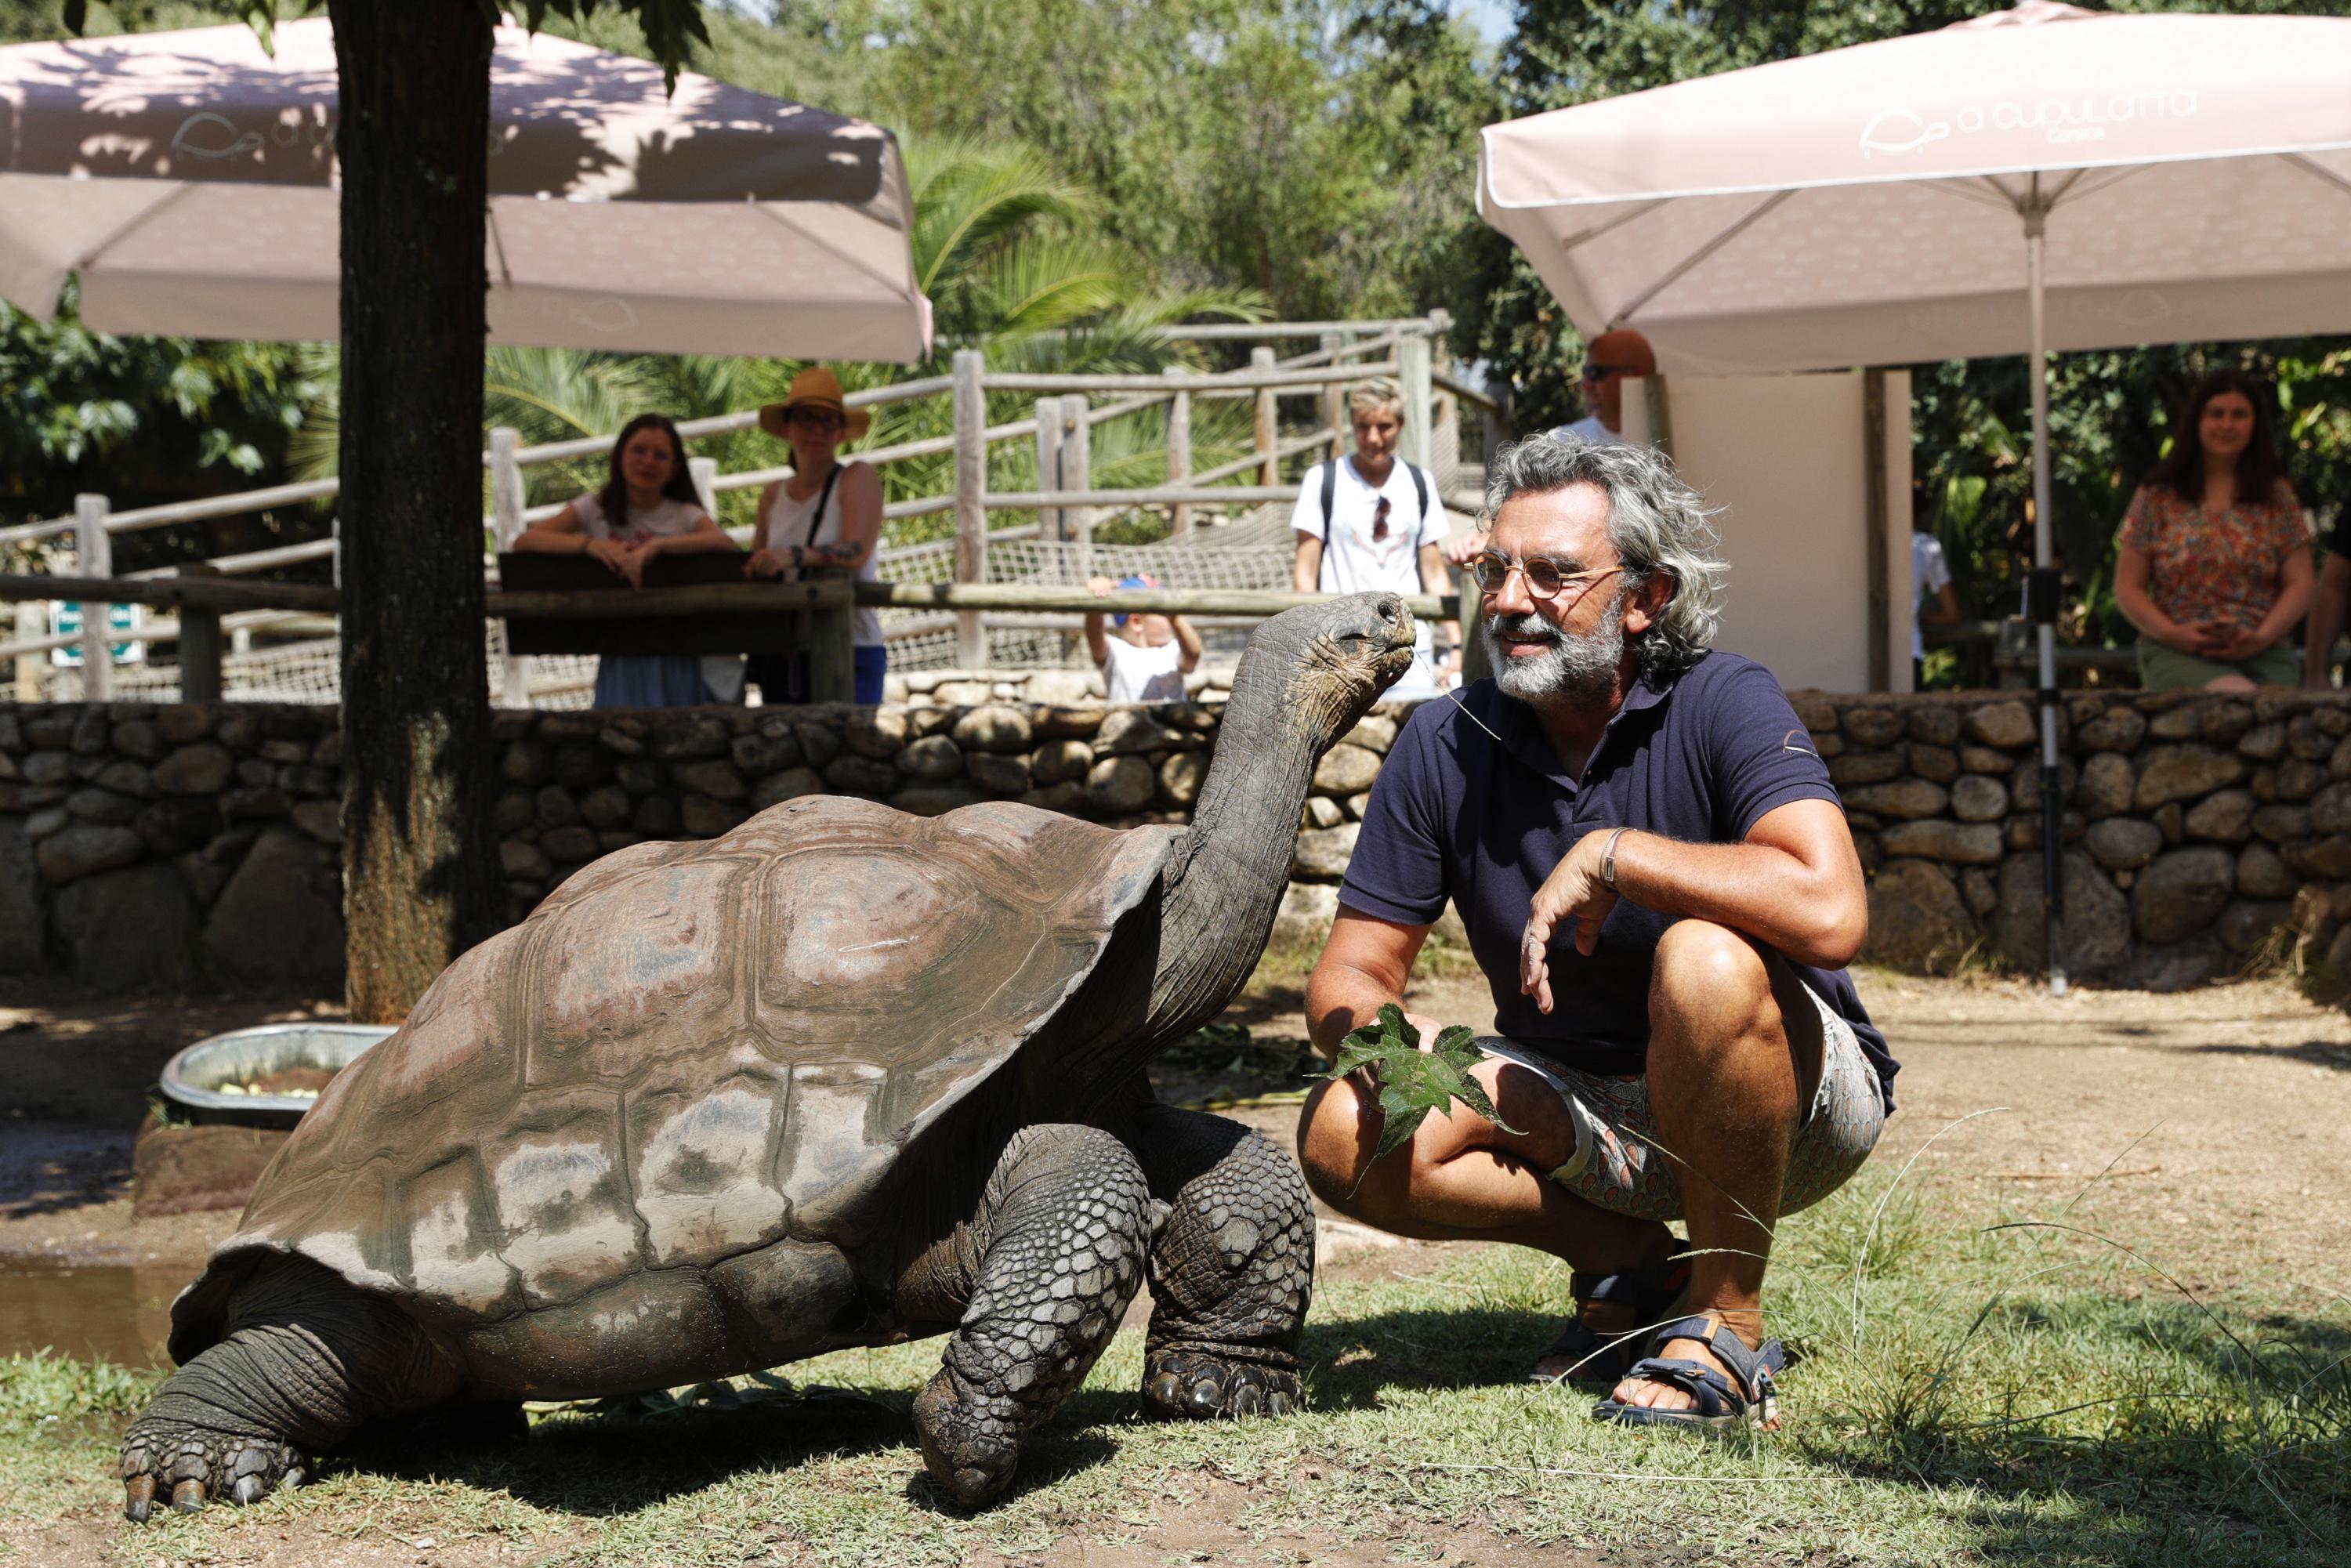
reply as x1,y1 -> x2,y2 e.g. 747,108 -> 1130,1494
5,969 -> 2349,1564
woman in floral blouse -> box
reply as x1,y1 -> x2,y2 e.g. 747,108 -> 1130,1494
2115,369 -> 2310,691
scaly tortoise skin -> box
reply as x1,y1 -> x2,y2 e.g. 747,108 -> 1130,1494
121,592 -> 1415,1517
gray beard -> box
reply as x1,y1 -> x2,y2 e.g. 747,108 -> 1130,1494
1484,592 -> 1629,708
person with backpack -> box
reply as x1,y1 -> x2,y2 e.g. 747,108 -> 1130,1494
1291,378 -> 1458,699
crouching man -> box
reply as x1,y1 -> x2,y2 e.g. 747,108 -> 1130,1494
1295,436 -> 1898,1429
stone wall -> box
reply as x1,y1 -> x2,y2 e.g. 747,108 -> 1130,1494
0,697 -> 1400,991
1807,688 -> 2351,989
11,687 -> 2351,996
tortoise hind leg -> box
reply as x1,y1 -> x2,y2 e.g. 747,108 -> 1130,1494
120,1256 -> 459,1520
911,1124 -> 1158,1508
1121,1104 -> 1313,1420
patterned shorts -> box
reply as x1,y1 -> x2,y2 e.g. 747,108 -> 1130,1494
1477,983 -> 1886,1223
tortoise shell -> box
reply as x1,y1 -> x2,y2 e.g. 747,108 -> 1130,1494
170,796 -> 1178,1385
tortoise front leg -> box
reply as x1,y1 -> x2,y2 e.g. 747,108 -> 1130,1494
120,1257 -> 459,1519
1122,1104 -> 1313,1419
911,1124 -> 1160,1508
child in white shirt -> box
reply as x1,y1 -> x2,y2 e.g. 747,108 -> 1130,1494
1082,574 -> 1202,704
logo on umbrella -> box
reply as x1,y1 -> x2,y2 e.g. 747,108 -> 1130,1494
1858,109 -> 1951,158
171,112 -> 263,162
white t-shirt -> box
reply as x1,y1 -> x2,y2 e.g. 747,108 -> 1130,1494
1101,635 -> 1185,704
572,492 -> 708,541
1911,532 -> 1954,662
1549,414 -> 1628,447
1290,457 -> 1448,597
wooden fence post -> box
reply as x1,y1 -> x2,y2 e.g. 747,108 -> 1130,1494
1032,397 -> 1063,544
13,600 -> 46,703
1398,335 -> 1433,473
1163,367 -> 1193,539
1320,332 -> 1347,463
1252,346 -> 1279,487
1060,393 -> 1093,585
951,348 -> 987,668
74,494 -> 112,701
177,564 -> 224,703
487,425 -> 532,708
687,454 -> 719,519
807,579 -> 856,704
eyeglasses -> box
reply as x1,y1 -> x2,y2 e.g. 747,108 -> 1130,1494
1371,495 -> 1392,542
1580,362 -> 1639,383
1468,552 -> 1621,601
787,407 -> 846,430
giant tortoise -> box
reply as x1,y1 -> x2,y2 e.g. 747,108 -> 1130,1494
120,592 -> 1417,1515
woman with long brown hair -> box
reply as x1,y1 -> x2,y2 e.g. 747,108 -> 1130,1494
513,413 -> 744,707
2114,369 -> 2310,691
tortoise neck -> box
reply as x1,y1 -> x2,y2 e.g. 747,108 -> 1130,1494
1141,632 -> 1359,1045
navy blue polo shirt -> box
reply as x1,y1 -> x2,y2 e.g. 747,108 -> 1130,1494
1341,653 -> 1896,1110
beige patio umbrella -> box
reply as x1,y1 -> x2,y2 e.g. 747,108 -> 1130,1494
0,16 -> 932,360
1480,0 -> 2351,990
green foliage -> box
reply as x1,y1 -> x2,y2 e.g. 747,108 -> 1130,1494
0,286 -> 324,570
0,1352 -> 156,1429
860,0 -> 1499,324
1312,1003 -> 1519,1173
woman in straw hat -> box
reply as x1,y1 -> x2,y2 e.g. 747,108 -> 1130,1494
745,367 -> 889,704
513,411 -> 744,708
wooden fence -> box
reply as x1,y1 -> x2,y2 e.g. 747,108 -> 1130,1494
0,313 -> 1502,704
0,574 -> 1458,705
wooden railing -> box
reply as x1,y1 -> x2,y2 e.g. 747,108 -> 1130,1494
0,313 -> 1489,701
0,573 -> 1457,706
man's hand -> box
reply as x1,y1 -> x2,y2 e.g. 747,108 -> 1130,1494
1522,830 -> 1619,1013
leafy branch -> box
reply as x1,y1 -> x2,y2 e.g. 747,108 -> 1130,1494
1311,1005 -> 1519,1191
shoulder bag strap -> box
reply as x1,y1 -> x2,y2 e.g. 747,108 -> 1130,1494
799,464 -> 845,553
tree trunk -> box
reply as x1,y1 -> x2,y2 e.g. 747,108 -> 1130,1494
330,0 -> 501,1023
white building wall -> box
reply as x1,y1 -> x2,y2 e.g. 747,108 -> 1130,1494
1621,369 -> 1912,692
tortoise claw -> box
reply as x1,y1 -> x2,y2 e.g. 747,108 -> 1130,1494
120,1421 -> 305,1523
1142,1351 -> 1303,1421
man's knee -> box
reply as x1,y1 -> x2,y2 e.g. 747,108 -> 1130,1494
1651,920 -> 1770,1025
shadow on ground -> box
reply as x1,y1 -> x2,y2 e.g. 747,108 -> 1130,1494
2190,1039 -> 2351,1073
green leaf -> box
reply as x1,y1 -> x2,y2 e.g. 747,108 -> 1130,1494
1310,1008 -> 1523,1193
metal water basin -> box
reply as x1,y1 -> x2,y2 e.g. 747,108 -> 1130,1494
158,1023 -> 396,1129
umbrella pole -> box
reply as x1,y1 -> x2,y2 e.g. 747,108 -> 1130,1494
2025,197 -> 2067,998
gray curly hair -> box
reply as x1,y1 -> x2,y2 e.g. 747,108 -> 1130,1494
1481,436 -> 1727,677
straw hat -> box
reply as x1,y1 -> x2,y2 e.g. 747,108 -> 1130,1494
759,367 -> 870,444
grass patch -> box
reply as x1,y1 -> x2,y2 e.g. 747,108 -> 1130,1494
15,1178 -> 2348,1565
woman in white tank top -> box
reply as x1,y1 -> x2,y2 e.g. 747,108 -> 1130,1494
746,368 -> 887,704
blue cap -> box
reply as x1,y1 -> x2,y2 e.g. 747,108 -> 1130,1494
1113,574 -> 1152,627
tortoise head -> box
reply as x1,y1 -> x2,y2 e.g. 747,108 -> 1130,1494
1230,591 -> 1419,739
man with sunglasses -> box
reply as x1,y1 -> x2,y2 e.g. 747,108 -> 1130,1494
1441,329 -> 1657,583
1292,378 -> 1460,697
1297,436 -> 1894,1433
1554,328 -> 1657,449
